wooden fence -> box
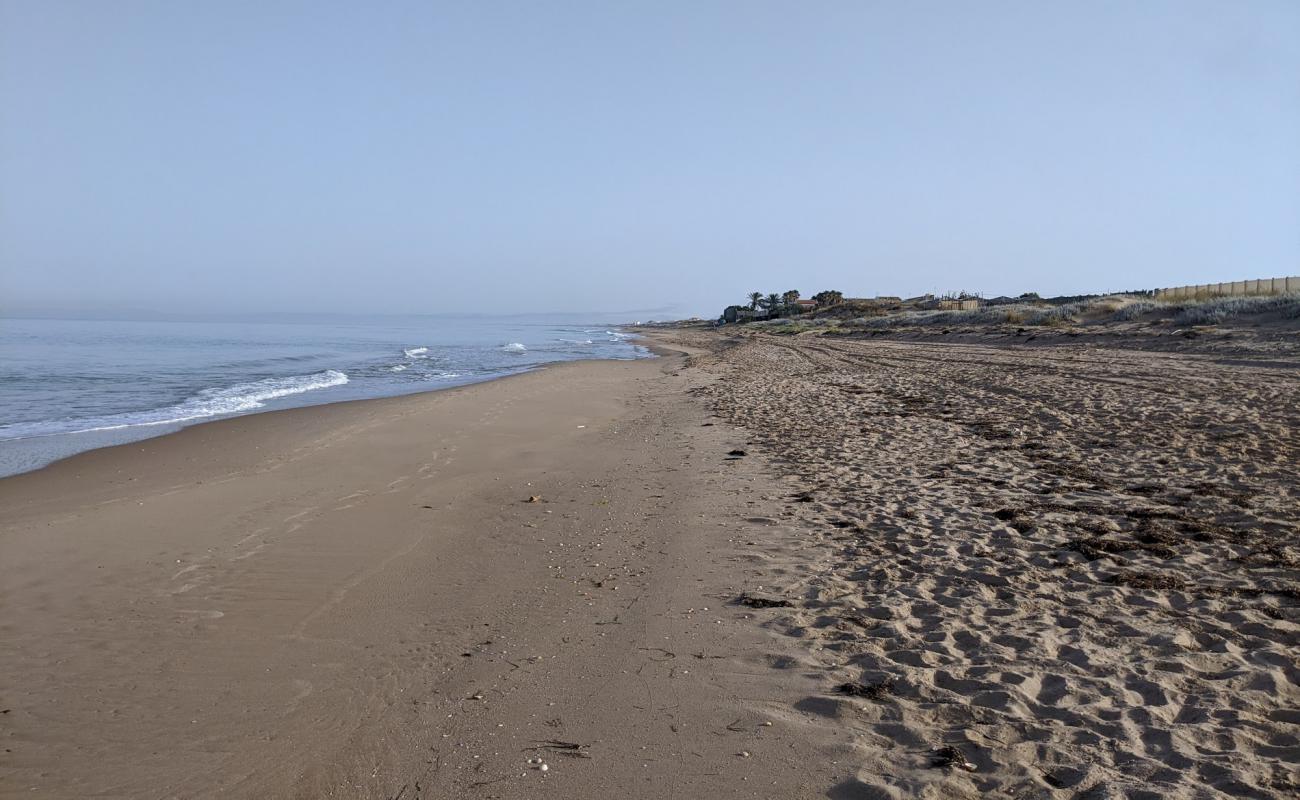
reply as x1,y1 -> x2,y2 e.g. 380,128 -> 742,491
1154,276 -> 1299,300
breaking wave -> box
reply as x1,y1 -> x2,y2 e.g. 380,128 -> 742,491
0,370 -> 350,440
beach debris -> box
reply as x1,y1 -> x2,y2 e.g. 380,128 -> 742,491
737,593 -> 793,609
836,679 -> 896,700
738,751 -> 752,758
637,647 -> 676,661
524,740 -> 591,759
470,692 -> 484,700
931,745 -> 977,772
1107,571 -> 1187,591
1065,537 -> 1127,561
791,491 -> 815,503
526,495 -> 542,503
727,449 -> 747,457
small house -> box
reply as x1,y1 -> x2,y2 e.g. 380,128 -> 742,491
722,306 -> 755,324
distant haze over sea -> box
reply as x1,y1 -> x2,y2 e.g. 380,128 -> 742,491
0,307 -> 695,324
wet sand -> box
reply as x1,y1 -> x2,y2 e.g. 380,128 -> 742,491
2,330 -> 1297,798
0,348 -> 845,798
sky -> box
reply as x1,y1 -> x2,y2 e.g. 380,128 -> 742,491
1,1 -> 1297,318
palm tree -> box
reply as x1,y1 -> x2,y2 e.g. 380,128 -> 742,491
765,292 -> 782,317
782,290 -> 800,312
748,292 -> 763,311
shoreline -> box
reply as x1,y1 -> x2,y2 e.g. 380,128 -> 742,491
0,332 -> 658,482
0,352 -> 652,504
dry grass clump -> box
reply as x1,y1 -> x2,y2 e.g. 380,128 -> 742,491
826,292 -> 1299,332
1112,300 -> 1161,321
848,313 -> 921,330
1025,303 -> 1085,326
848,302 -> 1088,329
1092,294 -> 1300,325
1170,294 -> 1300,325
944,306 -> 1036,325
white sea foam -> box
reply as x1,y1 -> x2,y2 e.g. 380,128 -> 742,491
559,338 -> 594,345
403,347 -> 429,358
391,364 -> 408,372
502,342 -> 527,353
0,370 -> 350,440
182,370 -> 349,416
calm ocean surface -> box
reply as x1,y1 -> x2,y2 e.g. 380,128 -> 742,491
0,314 -> 650,477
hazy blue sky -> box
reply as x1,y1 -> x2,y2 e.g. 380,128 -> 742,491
2,1 -> 1297,317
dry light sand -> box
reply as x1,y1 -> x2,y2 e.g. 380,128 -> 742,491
1,329 -> 1297,798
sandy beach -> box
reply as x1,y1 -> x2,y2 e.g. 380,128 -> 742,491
6,2 -> 1297,796
2,330 -> 1297,798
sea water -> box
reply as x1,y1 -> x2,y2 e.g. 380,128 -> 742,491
0,314 -> 650,477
